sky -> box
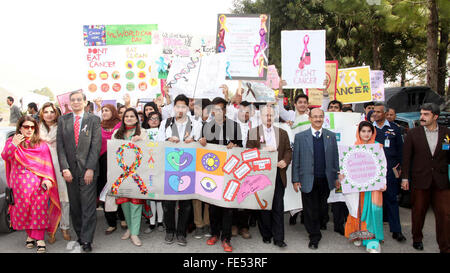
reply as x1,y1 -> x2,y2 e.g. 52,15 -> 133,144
0,0 -> 235,97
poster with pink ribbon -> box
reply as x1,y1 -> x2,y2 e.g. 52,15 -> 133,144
339,144 -> 387,193
216,14 -> 270,80
281,30 -> 326,89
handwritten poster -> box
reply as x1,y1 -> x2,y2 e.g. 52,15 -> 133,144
240,81 -> 275,102
216,14 -> 270,80
339,144 -> 387,193
166,53 -> 227,99
106,140 -> 277,210
56,91 -> 75,115
257,65 -> 280,89
105,24 -> 158,45
281,30 -> 326,89
370,70 -> 384,101
335,66 -> 372,104
306,60 -> 338,106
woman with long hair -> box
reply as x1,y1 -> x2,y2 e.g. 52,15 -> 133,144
2,116 -> 61,253
38,102 -> 71,243
342,121 -> 386,253
98,104 -> 127,234
111,108 -> 147,246
141,101 -> 159,129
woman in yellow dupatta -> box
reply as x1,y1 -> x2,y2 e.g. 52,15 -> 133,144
1,116 -> 61,253
342,121 -> 386,253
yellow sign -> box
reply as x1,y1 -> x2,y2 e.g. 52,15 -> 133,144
307,61 -> 338,106
335,66 -> 372,104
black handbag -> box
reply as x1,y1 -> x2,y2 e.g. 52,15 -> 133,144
5,187 -> 14,206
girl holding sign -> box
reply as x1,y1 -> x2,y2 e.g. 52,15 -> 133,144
340,121 -> 386,253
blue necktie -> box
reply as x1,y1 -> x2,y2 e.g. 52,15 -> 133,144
315,131 -> 320,139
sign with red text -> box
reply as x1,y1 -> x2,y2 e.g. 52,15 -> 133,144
306,60 -> 338,106
281,30 -> 326,89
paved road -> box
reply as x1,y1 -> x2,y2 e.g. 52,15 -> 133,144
0,206 -> 440,253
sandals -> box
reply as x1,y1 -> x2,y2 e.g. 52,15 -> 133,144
26,239 -> 36,249
36,241 -> 47,253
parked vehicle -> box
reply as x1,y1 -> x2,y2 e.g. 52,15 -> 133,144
0,127 -> 17,232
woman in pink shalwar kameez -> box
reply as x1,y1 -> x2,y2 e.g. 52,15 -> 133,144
1,116 -> 61,253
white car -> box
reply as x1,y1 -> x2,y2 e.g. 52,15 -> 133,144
0,126 -> 17,232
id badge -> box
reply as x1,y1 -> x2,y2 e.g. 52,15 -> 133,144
443,143 -> 450,150
384,139 -> 390,148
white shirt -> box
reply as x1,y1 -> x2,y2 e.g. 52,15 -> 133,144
262,124 -> 277,149
311,127 -> 323,138
373,119 -> 390,130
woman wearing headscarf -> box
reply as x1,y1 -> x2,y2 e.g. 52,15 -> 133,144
2,116 -> 61,253
341,121 -> 386,253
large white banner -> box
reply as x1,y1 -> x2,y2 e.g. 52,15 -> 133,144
106,140 -> 278,210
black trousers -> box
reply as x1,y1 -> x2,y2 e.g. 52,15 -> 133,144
331,202 -> 349,230
232,209 -> 250,229
209,204 -> 233,242
162,200 -> 192,237
301,177 -> 330,243
66,175 -> 98,243
258,171 -> 285,242
104,205 -> 125,227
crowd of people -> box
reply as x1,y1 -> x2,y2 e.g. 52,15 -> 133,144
3,83 -> 449,254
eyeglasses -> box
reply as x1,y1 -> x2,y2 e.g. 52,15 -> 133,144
70,98 -> 84,102
310,115 -> 324,120
22,125 -> 35,130
149,117 -> 159,121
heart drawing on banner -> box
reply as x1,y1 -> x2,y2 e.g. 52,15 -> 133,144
167,149 -> 193,171
168,175 -> 192,192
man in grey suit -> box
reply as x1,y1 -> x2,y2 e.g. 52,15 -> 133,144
292,108 -> 340,250
57,90 -> 101,252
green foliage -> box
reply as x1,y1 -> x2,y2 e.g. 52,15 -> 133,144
32,87 -> 55,101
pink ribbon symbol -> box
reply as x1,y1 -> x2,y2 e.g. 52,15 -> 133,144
298,34 -> 311,69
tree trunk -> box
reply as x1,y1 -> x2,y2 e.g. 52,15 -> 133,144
437,24 -> 448,96
372,27 -> 381,70
427,0 -> 439,92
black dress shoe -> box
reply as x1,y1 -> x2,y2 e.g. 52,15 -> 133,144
413,242 -> 424,250
334,227 -> 345,236
274,241 -> 287,248
308,241 -> 318,250
262,237 -> 271,244
77,239 -> 83,245
82,242 -> 92,252
392,232 -> 406,242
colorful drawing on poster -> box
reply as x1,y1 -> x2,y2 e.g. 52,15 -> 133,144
281,30 -> 326,89
241,81 -> 275,102
83,25 -> 106,46
335,66 -> 372,104
233,162 -> 252,180
165,148 -> 195,172
164,172 -> 196,195
223,155 -> 240,174
223,180 -> 240,202
236,174 -> 271,209
111,143 -> 148,195
261,65 -> 280,89
241,148 -> 260,162
323,112 -> 336,130
216,14 -> 270,80
195,173 -> 223,200
252,158 -> 271,172
196,148 -> 227,176
339,144 -> 387,193
370,70 -> 384,102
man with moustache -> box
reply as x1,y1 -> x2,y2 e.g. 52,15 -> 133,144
401,103 -> 450,253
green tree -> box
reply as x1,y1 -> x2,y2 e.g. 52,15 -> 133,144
32,87 -> 55,101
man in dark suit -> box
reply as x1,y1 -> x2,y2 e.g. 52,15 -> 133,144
57,90 -> 102,252
199,97 -> 242,252
373,102 -> 406,242
292,107 -> 339,250
401,103 -> 450,253
246,104 -> 292,248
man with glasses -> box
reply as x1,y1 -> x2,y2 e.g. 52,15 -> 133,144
56,90 -> 102,252
199,97 -> 242,252
292,108 -> 340,250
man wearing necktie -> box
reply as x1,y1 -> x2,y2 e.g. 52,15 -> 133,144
292,108 -> 340,250
57,90 -> 101,252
